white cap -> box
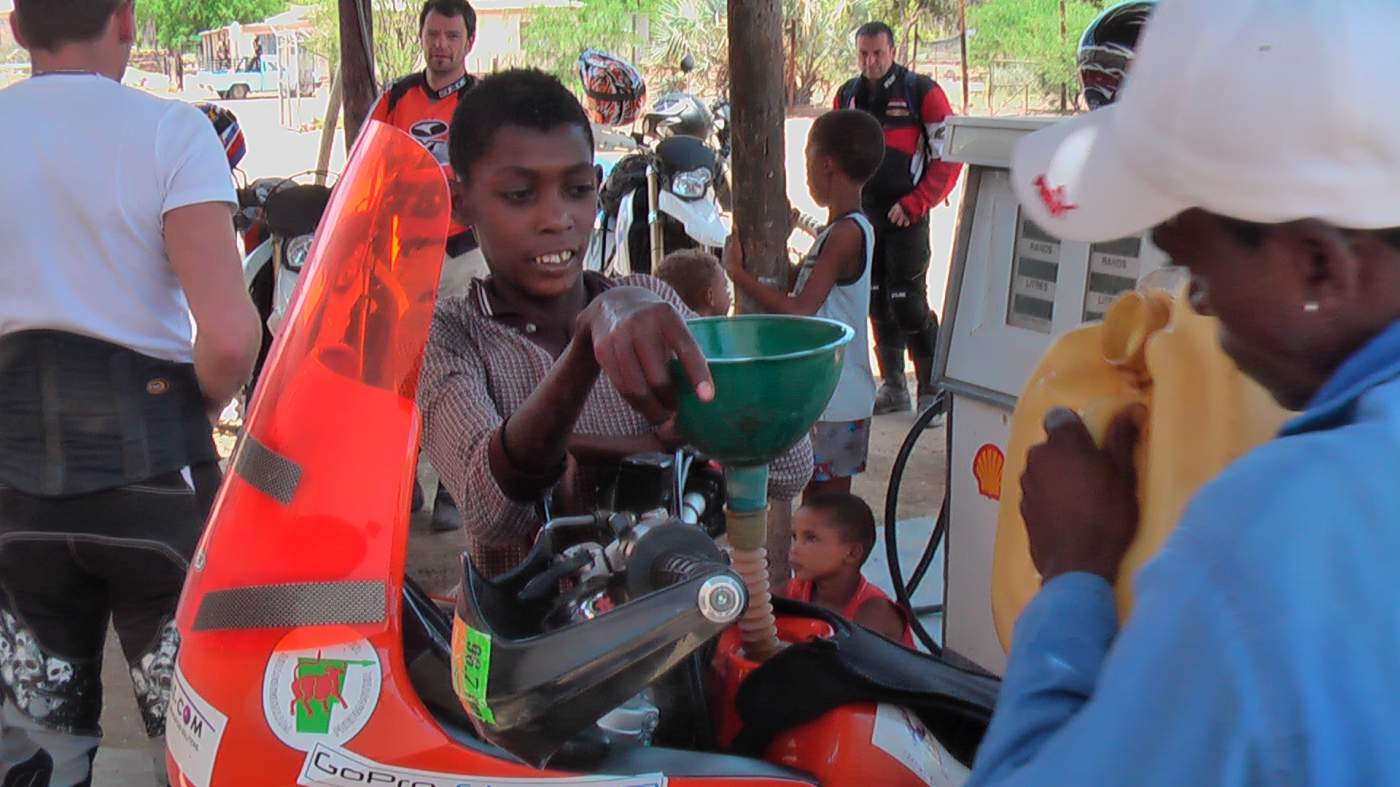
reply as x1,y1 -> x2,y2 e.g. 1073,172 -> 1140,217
1011,0 -> 1400,243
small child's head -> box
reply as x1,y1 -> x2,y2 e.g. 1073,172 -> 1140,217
790,492 -> 877,584
654,249 -> 730,317
449,69 -> 596,300
805,109 -> 885,208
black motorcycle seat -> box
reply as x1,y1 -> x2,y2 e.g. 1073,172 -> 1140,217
733,597 -> 999,769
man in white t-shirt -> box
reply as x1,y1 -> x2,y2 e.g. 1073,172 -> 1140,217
0,2 -> 261,784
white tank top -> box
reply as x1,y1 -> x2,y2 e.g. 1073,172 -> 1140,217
791,212 -> 876,422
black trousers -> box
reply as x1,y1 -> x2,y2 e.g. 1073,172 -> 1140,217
0,463 -> 220,787
869,215 -> 939,368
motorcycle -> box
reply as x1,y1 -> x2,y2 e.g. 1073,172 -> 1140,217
586,72 -> 731,277
644,59 -> 732,212
167,122 -> 995,787
236,172 -> 333,394
589,134 -> 728,277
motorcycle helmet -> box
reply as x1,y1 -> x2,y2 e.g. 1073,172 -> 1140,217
194,101 -> 247,170
1077,1 -> 1157,110
642,92 -> 713,141
577,48 -> 647,127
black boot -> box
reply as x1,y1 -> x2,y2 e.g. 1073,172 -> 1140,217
431,484 -> 464,532
873,344 -> 910,415
911,352 -> 942,422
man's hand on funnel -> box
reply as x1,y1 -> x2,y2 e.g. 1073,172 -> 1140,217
577,286 -> 715,424
1020,405 -> 1145,584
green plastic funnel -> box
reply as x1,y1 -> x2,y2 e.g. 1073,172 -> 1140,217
672,315 -> 853,661
670,315 -> 854,468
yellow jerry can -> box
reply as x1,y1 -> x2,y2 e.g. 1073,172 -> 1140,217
991,286 -> 1292,652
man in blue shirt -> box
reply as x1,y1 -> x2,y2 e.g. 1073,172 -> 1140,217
972,0 -> 1400,784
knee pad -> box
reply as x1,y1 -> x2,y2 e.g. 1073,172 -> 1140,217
0,611 -> 102,733
888,284 -> 933,333
128,619 -> 180,738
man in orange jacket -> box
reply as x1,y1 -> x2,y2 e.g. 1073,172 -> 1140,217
366,0 -> 481,530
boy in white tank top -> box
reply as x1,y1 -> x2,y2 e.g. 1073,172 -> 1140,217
724,110 -> 885,500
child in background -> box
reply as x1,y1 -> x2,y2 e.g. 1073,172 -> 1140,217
785,492 -> 913,646
654,248 -> 731,317
723,110 -> 883,500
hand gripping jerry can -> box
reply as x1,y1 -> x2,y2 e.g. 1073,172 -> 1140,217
992,285 -> 1293,650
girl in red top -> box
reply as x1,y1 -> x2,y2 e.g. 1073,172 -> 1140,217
784,492 -> 915,647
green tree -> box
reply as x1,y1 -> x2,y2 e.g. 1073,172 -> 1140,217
860,0 -> 961,46
522,0 -> 660,86
786,0 -> 862,105
370,0 -> 423,86
649,0 -> 728,93
143,0 -> 291,50
649,0 -> 866,102
967,0 -> 1101,108
304,0 -> 445,91
304,0 -> 342,77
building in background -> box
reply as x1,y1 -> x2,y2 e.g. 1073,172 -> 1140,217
469,0 -> 573,73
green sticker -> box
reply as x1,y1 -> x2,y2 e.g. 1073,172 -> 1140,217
455,623 -> 494,725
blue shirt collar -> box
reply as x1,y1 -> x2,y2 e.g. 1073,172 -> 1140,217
1281,318 -> 1400,436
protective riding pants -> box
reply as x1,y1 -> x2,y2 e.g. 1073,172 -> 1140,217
869,215 -> 939,391
0,463 -> 219,787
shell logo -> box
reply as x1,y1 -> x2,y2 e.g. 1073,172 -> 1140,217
972,443 -> 1005,501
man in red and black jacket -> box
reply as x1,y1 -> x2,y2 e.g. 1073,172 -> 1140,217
835,22 -> 963,415
365,0 -> 481,530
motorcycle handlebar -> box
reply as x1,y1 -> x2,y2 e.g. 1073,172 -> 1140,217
647,552 -> 746,625
650,551 -> 722,586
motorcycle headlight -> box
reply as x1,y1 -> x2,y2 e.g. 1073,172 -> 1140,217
284,234 -> 313,272
671,168 -> 712,201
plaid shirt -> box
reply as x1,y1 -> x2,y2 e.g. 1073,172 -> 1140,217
418,273 -> 813,577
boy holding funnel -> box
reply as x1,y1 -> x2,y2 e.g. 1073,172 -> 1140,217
416,70 -> 812,578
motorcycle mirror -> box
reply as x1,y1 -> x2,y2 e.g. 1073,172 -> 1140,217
680,54 -> 695,73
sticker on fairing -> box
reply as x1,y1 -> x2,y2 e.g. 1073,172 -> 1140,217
870,703 -> 971,787
263,628 -> 383,752
452,621 -> 494,724
297,743 -> 668,786
166,660 -> 229,787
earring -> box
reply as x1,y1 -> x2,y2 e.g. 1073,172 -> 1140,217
1303,301 -> 1320,313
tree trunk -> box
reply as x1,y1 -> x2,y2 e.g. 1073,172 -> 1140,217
1059,0 -> 1068,113
986,61 -> 995,113
785,20 -> 798,107
169,47 -> 182,90
339,0 -> 377,151
958,0 -> 970,114
910,18 -> 920,68
727,0 -> 787,315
